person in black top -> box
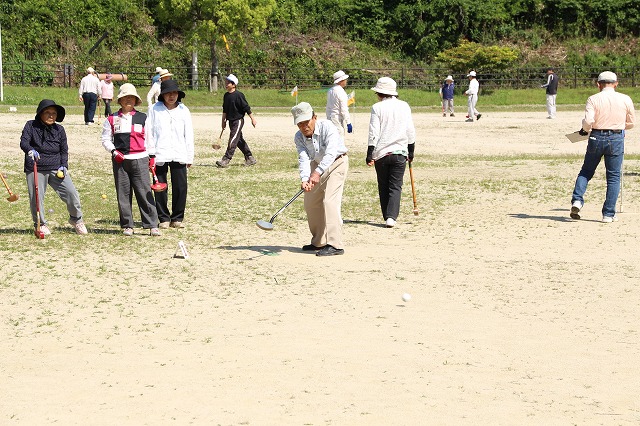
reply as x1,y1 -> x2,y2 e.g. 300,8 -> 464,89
216,74 -> 258,168
541,68 -> 558,119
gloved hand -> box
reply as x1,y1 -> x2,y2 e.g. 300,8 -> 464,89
149,156 -> 156,171
56,166 -> 67,178
578,129 -> 589,136
112,149 -> 125,163
347,124 -> 353,133
28,149 -> 40,161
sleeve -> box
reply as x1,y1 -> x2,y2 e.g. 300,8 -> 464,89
541,75 -> 552,88
625,96 -> 635,130
20,122 -> 34,153
339,90 -> 351,124
78,77 -> 84,96
101,117 -> 116,153
582,97 -> 595,132
146,85 -> 157,106
315,123 -> 341,175
240,93 -> 252,116
184,107 -> 195,163
368,106 -> 380,147
59,127 -> 69,168
294,133 -> 311,182
144,108 -> 155,156
406,105 -> 416,144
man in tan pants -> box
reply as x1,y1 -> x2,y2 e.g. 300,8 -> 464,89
292,102 -> 348,256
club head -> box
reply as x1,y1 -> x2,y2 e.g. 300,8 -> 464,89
151,182 -> 168,192
256,220 -> 274,231
7,193 -> 19,202
413,209 -> 419,216
212,141 -> 221,150
34,230 -> 45,239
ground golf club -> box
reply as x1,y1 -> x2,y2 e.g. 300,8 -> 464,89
33,162 -> 45,239
256,188 -> 304,231
150,165 -> 168,192
212,129 -> 224,150
1,172 -> 19,202
409,160 -> 419,216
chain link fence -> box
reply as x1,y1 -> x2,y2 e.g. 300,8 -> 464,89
3,62 -> 640,91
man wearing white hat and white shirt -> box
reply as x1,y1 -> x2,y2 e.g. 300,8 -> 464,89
326,70 -> 353,137
367,77 -> 416,228
439,75 -> 455,117
464,70 -> 482,122
78,67 -> 101,125
570,71 -> 635,223
292,102 -> 348,256
146,69 -> 173,106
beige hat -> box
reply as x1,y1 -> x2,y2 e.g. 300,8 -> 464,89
333,70 -> 349,84
87,67 -> 95,74
291,102 -> 314,125
159,69 -> 173,78
445,75 -> 454,81
370,77 -> 398,96
226,74 -> 239,85
467,70 -> 477,77
597,71 -> 617,83
155,66 -> 163,73
117,83 -> 142,106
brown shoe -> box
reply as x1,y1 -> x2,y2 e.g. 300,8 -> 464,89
243,156 -> 257,166
170,221 -> 183,228
159,221 -> 170,229
216,158 -> 230,168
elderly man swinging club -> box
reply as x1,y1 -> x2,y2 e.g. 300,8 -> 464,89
292,102 -> 348,256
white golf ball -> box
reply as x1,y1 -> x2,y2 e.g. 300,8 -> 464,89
402,293 -> 411,302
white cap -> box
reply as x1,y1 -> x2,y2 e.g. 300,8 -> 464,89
87,67 -> 95,73
226,74 -> 239,85
333,70 -> 349,84
155,66 -> 163,73
597,71 -> 617,83
467,71 -> 477,77
445,75 -> 454,81
370,77 -> 398,96
291,102 -> 314,125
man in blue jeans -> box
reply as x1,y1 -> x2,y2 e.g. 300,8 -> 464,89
570,71 -> 635,223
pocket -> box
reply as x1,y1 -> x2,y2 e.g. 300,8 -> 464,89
586,136 -> 598,154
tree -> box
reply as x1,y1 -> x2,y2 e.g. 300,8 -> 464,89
156,0 -> 276,91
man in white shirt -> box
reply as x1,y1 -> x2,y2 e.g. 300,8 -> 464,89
78,67 -> 100,125
292,102 -> 348,256
326,70 -> 353,137
147,69 -> 173,106
464,70 -> 482,122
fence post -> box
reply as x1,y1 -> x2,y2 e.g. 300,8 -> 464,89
401,67 -> 404,88
573,66 -> 577,89
21,62 -> 24,86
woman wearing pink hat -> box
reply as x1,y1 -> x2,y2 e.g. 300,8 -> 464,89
99,74 -> 114,118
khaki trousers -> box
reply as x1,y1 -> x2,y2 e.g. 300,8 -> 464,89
305,156 -> 348,249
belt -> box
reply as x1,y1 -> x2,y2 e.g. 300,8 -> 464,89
591,129 -> 623,134
333,153 -> 347,163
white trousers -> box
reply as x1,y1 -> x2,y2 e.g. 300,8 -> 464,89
546,94 -> 557,118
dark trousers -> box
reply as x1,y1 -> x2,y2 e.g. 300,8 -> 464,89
103,99 -> 112,118
82,92 -> 98,123
154,162 -> 188,223
374,154 -> 407,221
224,118 -> 253,160
113,157 -> 158,228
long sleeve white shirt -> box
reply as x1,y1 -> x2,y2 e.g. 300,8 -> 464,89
465,79 -> 479,96
145,103 -> 195,165
368,97 -> 416,161
326,85 -> 351,125
146,82 -> 161,106
295,119 -> 348,182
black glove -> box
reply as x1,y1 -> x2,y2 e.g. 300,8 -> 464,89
366,145 -> 374,164
578,129 -> 588,136
407,143 -> 415,163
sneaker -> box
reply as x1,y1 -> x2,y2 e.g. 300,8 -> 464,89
465,118 -> 474,122
216,158 -> 230,168
150,228 -> 161,236
39,224 -> 52,236
385,218 -> 396,228
123,227 -> 134,236
159,221 -> 170,229
243,156 -> 257,167
570,201 -> 583,219
316,245 -> 344,256
476,114 -> 482,120
170,221 -> 183,228
602,215 -> 619,223
450,113 -> 455,117
69,219 -> 88,235
302,244 -> 326,251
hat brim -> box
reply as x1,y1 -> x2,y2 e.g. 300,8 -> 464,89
370,87 -> 398,96
334,75 -> 349,84
293,112 -> 313,125
36,103 -> 66,123
158,91 -> 186,103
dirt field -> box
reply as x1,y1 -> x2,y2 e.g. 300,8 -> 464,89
1,108 -> 639,425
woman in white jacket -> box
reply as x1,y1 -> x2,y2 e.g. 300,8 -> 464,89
145,79 -> 194,229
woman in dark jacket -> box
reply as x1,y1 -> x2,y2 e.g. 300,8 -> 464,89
20,99 -> 87,235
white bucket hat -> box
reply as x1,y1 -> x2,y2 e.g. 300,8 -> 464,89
333,70 -> 349,84
117,83 -> 142,106
370,77 -> 398,96
597,71 -> 617,83
87,67 -> 95,74
445,75 -> 454,81
226,74 -> 239,85
467,71 -> 477,77
291,102 -> 314,125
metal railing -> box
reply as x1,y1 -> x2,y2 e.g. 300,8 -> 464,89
2,62 -> 639,91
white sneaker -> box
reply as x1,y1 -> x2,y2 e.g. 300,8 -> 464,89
69,219 -> 88,235
602,215 -> 618,223
570,201 -> 583,219
39,224 -> 52,236
385,218 -> 396,228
